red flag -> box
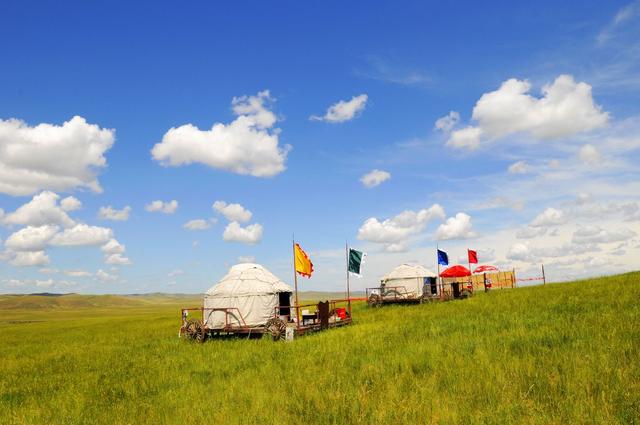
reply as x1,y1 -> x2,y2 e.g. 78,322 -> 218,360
468,249 -> 478,264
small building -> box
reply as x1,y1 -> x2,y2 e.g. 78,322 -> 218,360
204,263 -> 293,328
381,263 -> 438,298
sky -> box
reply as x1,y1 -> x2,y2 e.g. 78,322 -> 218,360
1,0 -> 639,294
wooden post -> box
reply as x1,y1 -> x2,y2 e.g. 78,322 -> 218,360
345,242 -> 351,317
436,245 -> 442,300
511,269 -> 516,288
542,264 -> 546,286
292,237 -> 300,329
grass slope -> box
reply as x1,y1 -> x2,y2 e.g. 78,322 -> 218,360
0,272 -> 638,424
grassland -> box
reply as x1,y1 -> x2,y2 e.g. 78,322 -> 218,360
1,273 -> 638,424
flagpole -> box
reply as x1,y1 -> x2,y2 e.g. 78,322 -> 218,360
292,235 -> 299,327
467,249 -> 471,288
437,243 -> 442,300
345,241 -> 351,317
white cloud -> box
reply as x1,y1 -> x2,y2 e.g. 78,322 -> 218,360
435,212 -> 476,240
434,111 -> 460,132
447,75 -> 609,149
151,90 -> 289,177
50,224 -> 113,247
183,219 -> 211,230
530,207 -> 567,227
105,254 -> 132,266
101,238 -> 125,255
516,226 -> 548,239
506,243 -> 533,261
60,196 -> 82,212
212,201 -> 252,222
360,169 -> 391,188
572,225 -> 636,244
508,160 -> 530,174
0,116 -> 114,196
96,269 -> 118,282
222,221 -> 263,244
9,251 -> 50,267
64,269 -> 92,278
446,126 -> 482,149
237,255 -> 256,263
5,225 -> 58,251
2,191 -> 75,228
578,144 -> 601,163
168,269 -> 184,277
310,94 -> 368,123
98,205 -> 131,221
357,204 -> 445,250
145,200 -> 178,214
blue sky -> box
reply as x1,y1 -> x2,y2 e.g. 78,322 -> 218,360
1,0 -> 639,293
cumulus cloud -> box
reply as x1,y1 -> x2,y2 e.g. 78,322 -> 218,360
578,144 -> 601,163
237,255 -> 256,263
96,269 -> 118,282
50,224 -> 113,246
104,254 -> 132,265
145,200 -> 178,214
2,191 -> 75,228
530,207 -> 567,227
60,196 -> 82,212
222,221 -> 263,244
446,126 -> 482,149
506,243 -> 533,262
310,94 -> 368,123
435,212 -> 476,240
212,201 -> 252,222
64,269 -> 92,277
101,238 -> 125,255
572,225 -> 636,244
508,160 -> 530,174
0,116 -> 114,196
447,75 -> 609,149
516,226 -> 548,239
357,204 -> 445,250
151,90 -> 289,177
434,111 -> 460,132
5,225 -> 58,251
360,169 -> 391,188
98,206 -> 131,221
183,219 -> 211,230
9,251 -> 50,267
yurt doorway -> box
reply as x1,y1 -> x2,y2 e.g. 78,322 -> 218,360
279,292 -> 291,318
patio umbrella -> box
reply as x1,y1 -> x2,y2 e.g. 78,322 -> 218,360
473,265 -> 499,274
439,265 -> 471,278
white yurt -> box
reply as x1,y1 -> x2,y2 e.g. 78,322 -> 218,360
204,263 -> 293,328
381,264 -> 437,297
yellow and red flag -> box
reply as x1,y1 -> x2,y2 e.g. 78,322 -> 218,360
294,243 -> 314,278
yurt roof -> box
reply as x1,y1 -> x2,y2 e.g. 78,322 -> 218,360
382,263 -> 437,281
205,263 -> 293,297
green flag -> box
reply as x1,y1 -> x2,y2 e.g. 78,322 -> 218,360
348,248 -> 365,276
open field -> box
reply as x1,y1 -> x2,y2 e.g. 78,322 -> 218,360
1,273 -> 639,424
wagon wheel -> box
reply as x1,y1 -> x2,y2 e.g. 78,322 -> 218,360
185,319 -> 206,342
460,289 -> 472,299
265,317 -> 287,341
367,293 -> 382,308
420,294 -> 435,304
383,289 -> 402,299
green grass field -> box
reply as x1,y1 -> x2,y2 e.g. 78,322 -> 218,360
1,273 -> 639,424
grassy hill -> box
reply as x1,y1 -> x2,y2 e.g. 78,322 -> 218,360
0,272 -> 638,424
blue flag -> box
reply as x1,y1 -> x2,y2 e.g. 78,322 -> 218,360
437,249 -> 449,266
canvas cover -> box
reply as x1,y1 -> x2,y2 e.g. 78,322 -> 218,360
204,263 -> 293,328
381,264 -> 437,297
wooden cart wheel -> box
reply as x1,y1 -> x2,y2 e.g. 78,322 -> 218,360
367,293 -> 382,308
265,317 -> 287,341
461,289 -> 472,299
420,294 -> 434,304
185,319 -> 206,342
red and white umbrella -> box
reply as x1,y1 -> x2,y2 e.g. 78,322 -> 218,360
473,265 -> 499,273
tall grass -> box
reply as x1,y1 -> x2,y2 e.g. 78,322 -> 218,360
1,272 -> 638,424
